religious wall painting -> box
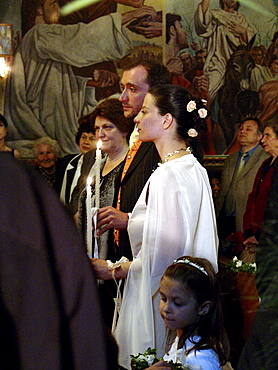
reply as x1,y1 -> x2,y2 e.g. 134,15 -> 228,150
165,0 -> 278,154
117,0 -> 163,68
2,0 -> 278,157
3,0 -> 164,158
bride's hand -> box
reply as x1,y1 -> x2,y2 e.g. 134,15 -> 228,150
91,258 -> 112,280
91,258 -> 131,280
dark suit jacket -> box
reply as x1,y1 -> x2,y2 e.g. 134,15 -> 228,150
116,141 -> 160,260
69,142 -> 160,260
59,153 -> 82,204
215,145 -> 269,232
69,149 -> 97,215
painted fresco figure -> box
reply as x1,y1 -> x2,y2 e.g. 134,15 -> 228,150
165,13 -> 215,154
194,0 -> 255,102
59,0 -> 160,102
4,0 -> 155,156
263,31 -> 278,68
251,45 -> 266,66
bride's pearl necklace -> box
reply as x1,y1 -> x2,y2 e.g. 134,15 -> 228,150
164,148 -> 190,162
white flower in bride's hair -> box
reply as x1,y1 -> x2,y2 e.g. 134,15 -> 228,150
187,128 -> 198,137
201,99 -> 207,105
198,108 -> 207,118
187,100 -> 197,112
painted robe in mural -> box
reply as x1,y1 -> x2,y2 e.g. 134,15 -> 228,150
194,4 -> 254,102
4,13 -> 132,155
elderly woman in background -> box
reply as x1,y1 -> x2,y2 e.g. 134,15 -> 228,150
32,136 -> 62,193
0,114 -> 21,159
92,84 -> 218,368
60,119 -> 96,206
242,118 -> 278,261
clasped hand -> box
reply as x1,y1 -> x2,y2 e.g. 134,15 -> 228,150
96,206 -> 129,236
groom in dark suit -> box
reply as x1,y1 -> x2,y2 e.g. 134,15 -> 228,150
70,60 -> 171,260
97,60 -> 172,260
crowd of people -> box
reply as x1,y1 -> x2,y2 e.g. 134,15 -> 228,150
2,53 -> 278,369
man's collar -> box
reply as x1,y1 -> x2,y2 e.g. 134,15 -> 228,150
239,143 -> 260,156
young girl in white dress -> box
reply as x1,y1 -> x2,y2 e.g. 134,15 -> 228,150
147,256 -> 230,370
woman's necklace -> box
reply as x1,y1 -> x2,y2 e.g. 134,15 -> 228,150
102,147 -> 128,177
106,147 -> 129,163
164,148 -> 190,162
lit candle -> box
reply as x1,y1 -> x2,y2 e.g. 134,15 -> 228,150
86,176 -> 92,258
95,139 -> 102,209
93,209 -> 99,259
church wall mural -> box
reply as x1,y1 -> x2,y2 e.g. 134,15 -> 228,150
1,0 -> 278,157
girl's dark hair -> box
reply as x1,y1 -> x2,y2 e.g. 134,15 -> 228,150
162,256 -> 230,366
0,114 -> 8,127
148,84 -> 208,163
81,98 -> 134,143
75,117 -> 95,145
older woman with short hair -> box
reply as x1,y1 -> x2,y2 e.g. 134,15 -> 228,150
60,119 -> 96,206
32,136 -> 62,192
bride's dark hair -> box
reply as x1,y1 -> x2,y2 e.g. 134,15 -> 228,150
148,84 -> 209,163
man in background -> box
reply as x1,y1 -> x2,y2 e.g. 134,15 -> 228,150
215,117 -> 269,238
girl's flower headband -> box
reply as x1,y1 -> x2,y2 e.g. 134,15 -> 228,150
173,258 -> 208,276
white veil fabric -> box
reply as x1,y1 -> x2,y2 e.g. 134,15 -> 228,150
114,154 -> 218,369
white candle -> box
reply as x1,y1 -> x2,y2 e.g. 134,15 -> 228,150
86,176 -> 93,257
95,139 -> 102,209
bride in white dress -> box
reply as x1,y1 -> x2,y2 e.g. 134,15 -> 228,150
92,84 -> 218,369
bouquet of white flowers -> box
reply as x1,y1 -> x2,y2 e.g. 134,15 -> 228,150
131,348 -> 160,369
130,348 -> 194,370
226,256 -> 256,274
